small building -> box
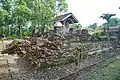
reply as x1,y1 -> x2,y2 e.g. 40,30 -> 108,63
105,26 -> 120,38
52,13 -> 79,34
105,26 -> 120,32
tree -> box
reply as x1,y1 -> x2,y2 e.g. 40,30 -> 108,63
71,23 -> 82,30
11,1 -> 32,38
100,13 -> 116,41
0,0 -> 11,36
1,0 -> 32,38
100,13 -> 116,26
102,18 -> 120,27
0,0 -> 68,38
31,0 -> 68,33
21,0 -> 68,35
54,0 -> 68,14
0,7 -> 9,34
88,23 -> 97,30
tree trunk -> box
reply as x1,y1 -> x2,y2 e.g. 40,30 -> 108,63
1,27 -> 3,34
107,21 -> 110,41
18,25 -> 22,39
41,28 -> 45,36
7,26 -> 10,36
32,28 -> 35,36
10,24 -> 14,36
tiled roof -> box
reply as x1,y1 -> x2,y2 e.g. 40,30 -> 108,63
53,13 -> 79,23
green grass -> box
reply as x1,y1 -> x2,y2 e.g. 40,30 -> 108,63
87,56 -> 120,80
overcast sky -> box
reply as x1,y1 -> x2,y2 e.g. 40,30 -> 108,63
67,0 -> 120,26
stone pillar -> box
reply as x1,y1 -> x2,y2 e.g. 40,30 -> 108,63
62,21 -> 69,34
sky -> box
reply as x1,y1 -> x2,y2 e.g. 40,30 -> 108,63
67,0 -> 120,26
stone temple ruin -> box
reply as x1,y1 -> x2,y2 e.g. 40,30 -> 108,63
52,12 -> 79,34
52,13 -> 90,42
35,13 -> 91,42
1,13 -> 114,80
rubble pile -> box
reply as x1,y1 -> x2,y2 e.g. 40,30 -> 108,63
1,37 -> 66,70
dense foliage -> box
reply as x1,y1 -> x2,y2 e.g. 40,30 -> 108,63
0,0 -> 68,38
88,13 -> 120,40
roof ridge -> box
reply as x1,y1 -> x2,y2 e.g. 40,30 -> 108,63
52,12 -> 79,24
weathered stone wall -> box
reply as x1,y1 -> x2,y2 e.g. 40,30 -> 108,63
1,41 -> 120,80
59,48 -> 120,80
58,41 -> 120,80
